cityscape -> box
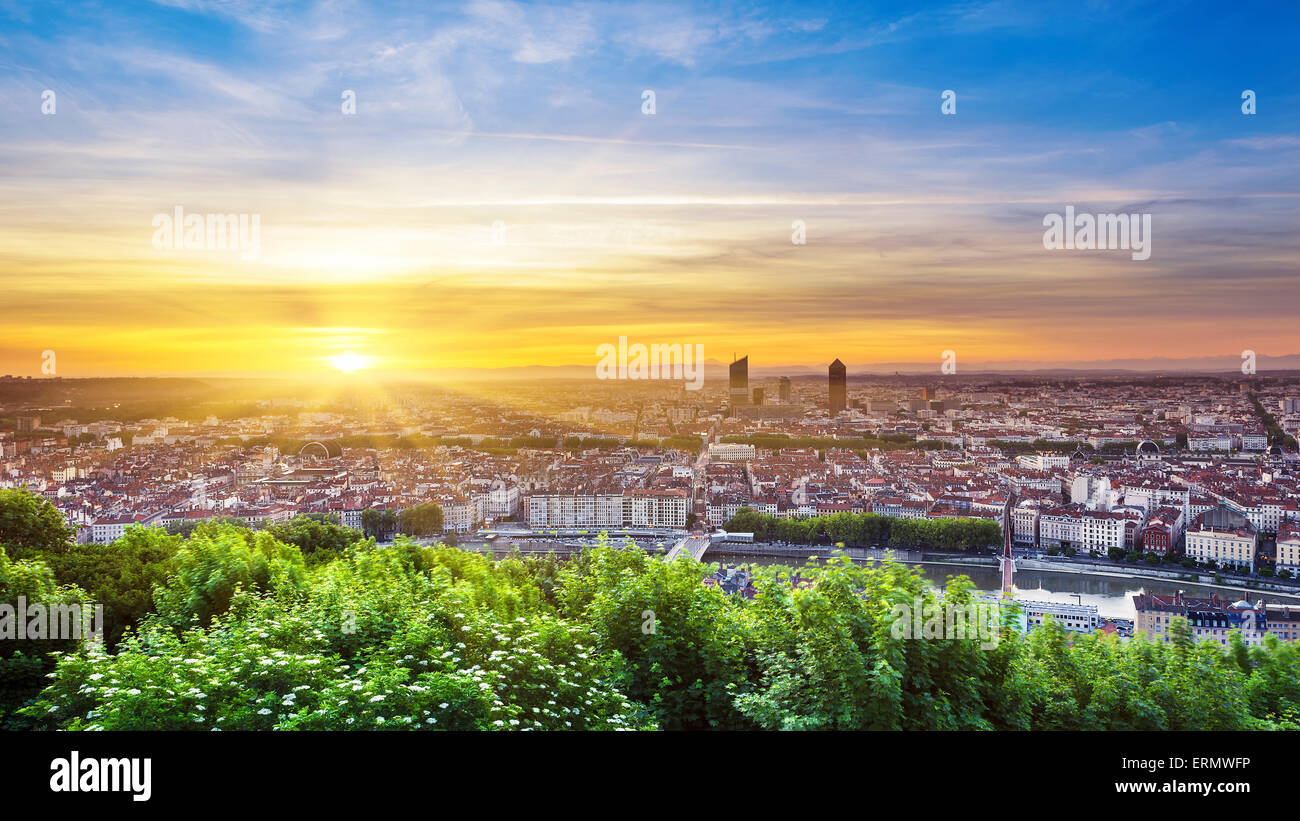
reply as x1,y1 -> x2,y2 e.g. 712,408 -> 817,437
6,365 -> 1300,644
3,4 -> 1300,805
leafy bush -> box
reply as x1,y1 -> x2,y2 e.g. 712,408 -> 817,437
153,525 -> 308,629
0,546 -> 90,726
0,489 -> 76,561
24,540 -> 654,731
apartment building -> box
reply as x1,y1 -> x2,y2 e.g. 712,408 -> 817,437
525,489 -> 688,529
708,442 -> 757,462
1276,521 -> 1300,575
1021,599 -> 1102,634
1184,506 -> 1257,571
437,496 -> 485,533
1141,506 -> 1184,556
1133,591 -> 1296,647
624,488 -> 689,528
1017,451 -> 1071,471
1011,502 -> 1040,546
1039,505 -> 1083,549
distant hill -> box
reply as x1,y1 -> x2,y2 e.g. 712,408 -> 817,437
4,352 -> 1299,384
404,352 -> 1300,381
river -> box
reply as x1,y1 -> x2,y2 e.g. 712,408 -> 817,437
721,555 -> 1300,619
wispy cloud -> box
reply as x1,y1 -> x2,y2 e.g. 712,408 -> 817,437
0,0 -> 1297,375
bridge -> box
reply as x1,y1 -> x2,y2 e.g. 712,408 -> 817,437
1000,489 -> 1017,594
664,535 -> 712,562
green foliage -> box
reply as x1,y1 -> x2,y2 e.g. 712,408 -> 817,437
988,438 -> 1089,455
720,433 -> 918,453
165,516 -> 247,537
0,544 -> 64,603
1247,392 -> 1293,448
0,545 -> 90,726
41,525 -> 180,647
263,514 -> 365,565
557,542 -> 751,730
153,525 -> 308,629
736,563 -> 1000,729
1007,617 -> 1254,730
0,488 -> 75,561
8,499 -> 1300,733
23,540 -> 653,731
397,503 -> 444,538
361,508 -> 398,540
722,507 -> 1001,552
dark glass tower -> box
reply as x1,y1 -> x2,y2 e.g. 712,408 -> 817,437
828,358 -> 847,415
729,355 -> 749,408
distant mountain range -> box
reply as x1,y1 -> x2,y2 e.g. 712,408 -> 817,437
409,353 -> 1300,381
10,353 -> 1299,383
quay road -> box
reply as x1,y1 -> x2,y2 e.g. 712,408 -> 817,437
490,526 -> 685,540
383,533 -> 672,557
385,527 -> 721,564
382,527 -> 685,546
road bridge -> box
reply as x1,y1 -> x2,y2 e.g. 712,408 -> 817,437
664,535 -> 712,562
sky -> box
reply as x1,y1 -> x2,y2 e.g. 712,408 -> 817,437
0,0 -> 1298,378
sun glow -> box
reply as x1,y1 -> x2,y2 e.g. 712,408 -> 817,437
328,351 -> 370,373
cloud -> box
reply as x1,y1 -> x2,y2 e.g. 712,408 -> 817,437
1,0 -> 1298,375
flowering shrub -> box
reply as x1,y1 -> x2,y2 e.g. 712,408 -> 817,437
24,541 -> 654,731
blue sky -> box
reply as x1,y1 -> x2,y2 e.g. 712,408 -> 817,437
0,0 -> 1298,375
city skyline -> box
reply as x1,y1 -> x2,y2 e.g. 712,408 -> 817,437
2,0 -> 1299,377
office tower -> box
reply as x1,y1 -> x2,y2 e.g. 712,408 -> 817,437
828,359 -> 846,415
729,355 -> 749,408
778,376 -> 792,402
752,387 -> 765,406
921,387 -> 931,401
16,416 -> 39,432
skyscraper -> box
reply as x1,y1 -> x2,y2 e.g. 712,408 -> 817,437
778,376 -> 792,402
828,359 -> 846,415
729,355 -> 749,408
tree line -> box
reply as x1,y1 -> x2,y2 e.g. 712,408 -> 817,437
723,507 -> 1003,552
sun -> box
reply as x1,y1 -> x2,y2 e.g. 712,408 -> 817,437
328,351 -> 370,373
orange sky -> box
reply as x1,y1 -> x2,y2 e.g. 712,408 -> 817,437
3,2 -> 1298,378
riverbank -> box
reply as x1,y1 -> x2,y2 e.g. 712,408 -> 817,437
706,544 -> 1300,602
918,553 -> 1300,599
